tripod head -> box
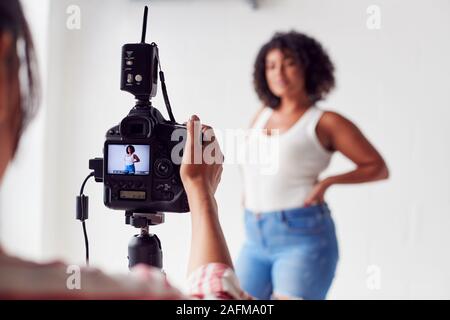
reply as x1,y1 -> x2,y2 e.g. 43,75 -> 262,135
125,211 -> 165,269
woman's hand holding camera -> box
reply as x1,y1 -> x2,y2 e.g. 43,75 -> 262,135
180,115 -> 232,274
181,114 -> 224,202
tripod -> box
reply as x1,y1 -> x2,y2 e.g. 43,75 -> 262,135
125,211 -> 164,269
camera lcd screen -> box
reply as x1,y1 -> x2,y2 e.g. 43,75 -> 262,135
107,144 -> 150,175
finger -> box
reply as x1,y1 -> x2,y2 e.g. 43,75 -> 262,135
202,126 -> 224,159
218,148 -> 225,164
215,164 -> 223,180
198,125 -> 225,164
304,195 -> 314,207
201,125 -> 216,145
184,115 -> 201,164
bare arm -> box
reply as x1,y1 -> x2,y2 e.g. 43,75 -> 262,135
185,191 -> 232,274
323,112 -> 389,185
181,115 -> 232,275
133,154 -> 140,163
304,112 -> 389,205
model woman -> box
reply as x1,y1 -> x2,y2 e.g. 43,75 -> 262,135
236,31 -> 389,300
124,145 -> 140,174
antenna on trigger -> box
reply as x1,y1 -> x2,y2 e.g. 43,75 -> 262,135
141,6 -> 148,43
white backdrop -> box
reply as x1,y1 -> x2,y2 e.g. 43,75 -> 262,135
1,0 -> 450,299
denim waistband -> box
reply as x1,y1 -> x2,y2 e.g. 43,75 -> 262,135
245,203 -> 331,220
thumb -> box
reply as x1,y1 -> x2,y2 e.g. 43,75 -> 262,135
304,193 -> 313,207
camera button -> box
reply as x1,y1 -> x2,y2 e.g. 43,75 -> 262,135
155,159 -> 173,178
162,192 -> 174,201
127,74 -> 133,83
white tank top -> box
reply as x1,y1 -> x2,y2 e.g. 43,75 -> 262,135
125,154 -> 135,165
241,106 -> 333,212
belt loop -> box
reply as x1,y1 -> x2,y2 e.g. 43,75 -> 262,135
280,210 -> 286,222
317,203 -> 324,217
320,202 -> 328,216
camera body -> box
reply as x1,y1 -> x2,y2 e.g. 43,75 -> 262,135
101,25 -> 190,213
103,107 -> 189,213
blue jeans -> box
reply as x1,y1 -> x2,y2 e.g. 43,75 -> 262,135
124,164 -> 135,174
236,203 -> 339,300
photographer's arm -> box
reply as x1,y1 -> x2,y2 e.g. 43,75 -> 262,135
181,115 -> 232,273
185,187 -> 232,274
181,115 -> 249,300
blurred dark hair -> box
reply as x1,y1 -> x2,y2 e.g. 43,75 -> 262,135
126,145 -> 135,154
253,31 -> 335,109
0,0 -> 40,154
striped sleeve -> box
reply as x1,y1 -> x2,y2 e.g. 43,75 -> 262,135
187,263 -> 252,300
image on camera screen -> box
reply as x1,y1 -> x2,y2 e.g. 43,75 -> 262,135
107,144 -> 150,175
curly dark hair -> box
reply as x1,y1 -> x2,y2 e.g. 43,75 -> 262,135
126,145 -> 135,154
253,31 -> 335,109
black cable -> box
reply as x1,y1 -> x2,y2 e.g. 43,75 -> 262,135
159,71 -> 176,122
153,44 -> 176,123
82,220 -> 89,267
80,172 -> 94,195
78,172 -> 94,267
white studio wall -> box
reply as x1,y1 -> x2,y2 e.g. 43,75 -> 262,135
1,0 -> 449,299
